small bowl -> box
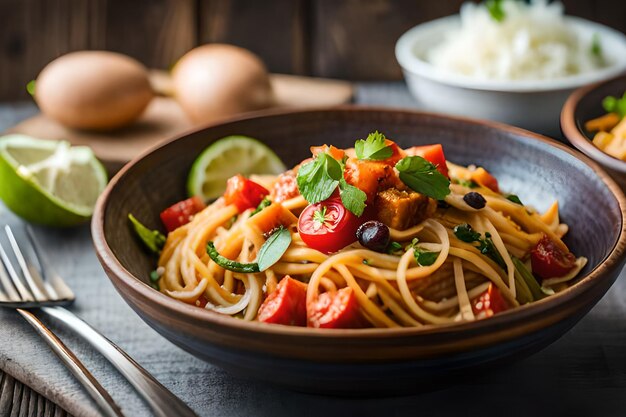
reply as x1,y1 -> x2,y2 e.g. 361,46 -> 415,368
92,107 -> 626,395
561,74 -> 626,189
395,15 -> 626,136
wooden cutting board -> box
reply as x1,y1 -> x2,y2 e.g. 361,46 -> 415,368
5,73 -> 353,173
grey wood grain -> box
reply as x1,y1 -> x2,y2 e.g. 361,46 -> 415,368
0,86 -> 626,417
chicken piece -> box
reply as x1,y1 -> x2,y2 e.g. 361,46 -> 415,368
374,188 -> 437,230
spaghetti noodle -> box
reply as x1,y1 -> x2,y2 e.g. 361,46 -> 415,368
152,136 -> 586,329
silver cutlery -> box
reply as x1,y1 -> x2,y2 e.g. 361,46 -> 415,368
0,225 -> 198,417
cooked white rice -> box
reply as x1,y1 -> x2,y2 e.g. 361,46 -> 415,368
426,0 -> 605,80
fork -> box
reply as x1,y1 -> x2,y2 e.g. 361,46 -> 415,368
0,225 -> 199,417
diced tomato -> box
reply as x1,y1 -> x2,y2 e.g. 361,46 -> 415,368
310,145 -> 345,161
298,196 -> 362,254
344,159 -> 402,203
531,235 -> 576,280
308,287 -> 364,328
471,167 -> 499,193
223,174 -> 269,213
272,172 -> 300,202
258,276 -> 307,326
405,144 -> 449,178
160,196 -> 206,232
382,139 -> 406,165
472,284 -> 509,319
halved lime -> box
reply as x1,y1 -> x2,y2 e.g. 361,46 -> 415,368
187,136 -> 286,200
0,135 -> 107,226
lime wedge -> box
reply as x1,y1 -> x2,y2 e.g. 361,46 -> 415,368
187,136 -> 286,200
0,135 -> 107,226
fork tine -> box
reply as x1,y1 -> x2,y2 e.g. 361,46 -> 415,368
25,226 -> 74,301
5,225 -> 47,301
0,241 -> 33,302
0,259 -> 18,301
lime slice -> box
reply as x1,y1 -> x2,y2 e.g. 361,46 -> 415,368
0,135 -> 107,226
187,136 -> 286,200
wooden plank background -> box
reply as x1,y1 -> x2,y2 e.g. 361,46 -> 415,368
0,0 -> 624,101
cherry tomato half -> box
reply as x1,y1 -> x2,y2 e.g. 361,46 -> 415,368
405,144 -> 449,178
298,197 -> 362,254
160,196 -> 206,232
531,235 -> 576,280
308,287 -> 364,328
258,276 -> 307,326
472,284 -> 509,319
223,174 -> 269,213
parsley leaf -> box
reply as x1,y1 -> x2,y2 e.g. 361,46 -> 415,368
355,131 -> 393,161
486,0 -> 505,22
395,156 -> 451,200
339,178 -> 367,217
453,224 -> 505,269
410,239 -> 439,266
296,153 -> 340,204
603,92 -> 626,119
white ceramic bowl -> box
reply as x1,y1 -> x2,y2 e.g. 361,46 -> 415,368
395,15 -> 626,136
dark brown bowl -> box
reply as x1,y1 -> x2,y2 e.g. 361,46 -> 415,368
561,74 -> 626,189
93,107 -> 626,395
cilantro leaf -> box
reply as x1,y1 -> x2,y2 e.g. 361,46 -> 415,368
486,0 -> 505,22
296,153 -> 340,204
603,93 -> 626,119
339,178 -> 366,217
355,131 -> 393,161
395,156 -> 451,200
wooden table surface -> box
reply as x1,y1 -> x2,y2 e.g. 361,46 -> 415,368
1,87 -> 626,417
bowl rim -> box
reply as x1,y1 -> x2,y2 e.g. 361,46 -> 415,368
561,73 -> 626,174
395,14 -> 626,93
92,105 -> 626,340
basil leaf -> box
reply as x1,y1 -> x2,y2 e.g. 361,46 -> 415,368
339,178 -> 367,217
506,194 -> 523,205
355,131 -> 393,161
396,156 -> 450,200
257,226 -> 292,271
206,242 -> 260,273
296,153 -> 340,204
128,214 -> 166,255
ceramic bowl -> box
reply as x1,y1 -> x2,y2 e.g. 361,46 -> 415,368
92,107 -> 626,395
561,74 -> 626,189
395,15 -> 626,136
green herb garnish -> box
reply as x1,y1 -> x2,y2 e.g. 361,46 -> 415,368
149,269 -> 161,290
206,226 -> 292,273
395,156 -> 451,200
453,223 -> 505,268
128,214 -> 166,255
410,238 -> 439,266
591,32 -> 602,57
26,80 -> 36,97
251,197 -> 271,216
603,92 -> 626,119
355,131 -> 393,161
506,194 -> 523,205
387,241 -> 403,255
456,179 -> 479,189
296,149 -> 367,217
486,0 -> 505,22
